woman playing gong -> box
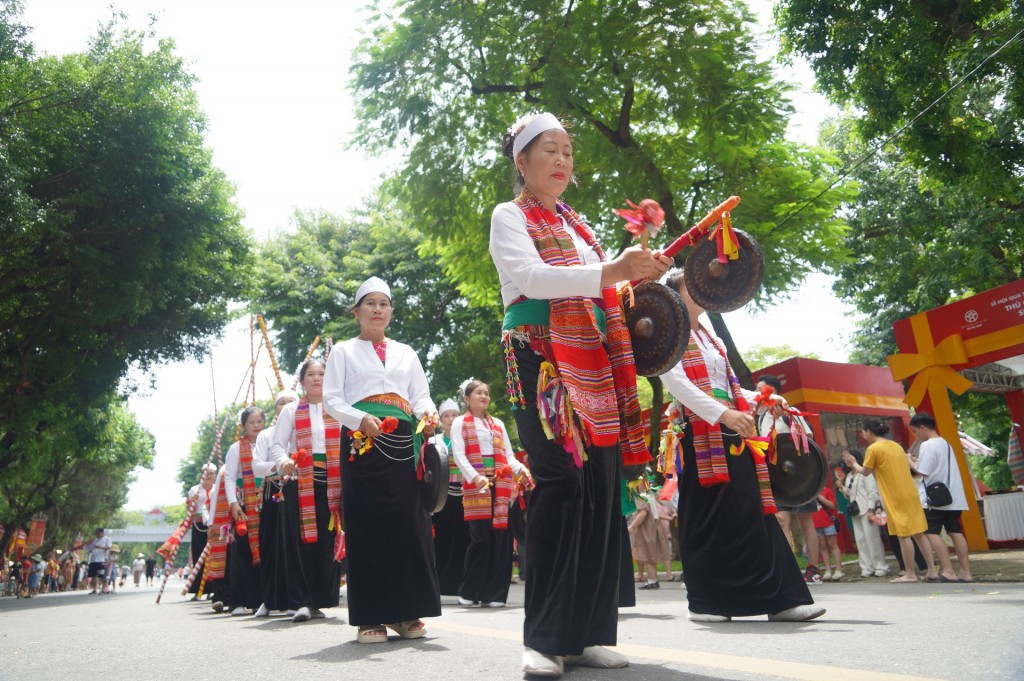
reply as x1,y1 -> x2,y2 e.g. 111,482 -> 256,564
489,112 -> 670,677
659,269 -> 823,622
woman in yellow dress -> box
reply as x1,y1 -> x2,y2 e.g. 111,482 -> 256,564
842,418 -> 932,583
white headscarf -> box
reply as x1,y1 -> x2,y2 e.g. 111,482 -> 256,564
438,398 -> 460,416
354,276 -> 392,308
512,112 -> 566,157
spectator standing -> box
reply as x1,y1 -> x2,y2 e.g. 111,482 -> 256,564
812,487 -> 844,581
843,419 -> 931,583
910,413 -> 974,583
627,487 -> 672,590
82,528 -> 112,594
144,554 -> 157,586
27,554 -> 45,597
131,554 -> 145,587
839,449 -> 889,577
61,553 -> 77,592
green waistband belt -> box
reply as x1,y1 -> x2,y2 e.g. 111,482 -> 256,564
502,297 -> 606,333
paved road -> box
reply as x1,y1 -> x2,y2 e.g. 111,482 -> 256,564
2,578 -> 1021,681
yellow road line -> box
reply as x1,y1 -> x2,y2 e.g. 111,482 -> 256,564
427,620 -> 948,681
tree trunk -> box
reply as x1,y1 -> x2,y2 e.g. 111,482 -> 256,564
707,312 -> 754,390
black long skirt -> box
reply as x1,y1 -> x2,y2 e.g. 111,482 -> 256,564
459,491 -> 513,605
262,474 -> 341,611
341,420 -> 441,626
678,424 -> 813,616
432,491 -> 470,596
511,340 -> 621,657
618,516 -> 636,608
228,529 -> 263,610
258,479 -> 281,607
188,521 -> 209,595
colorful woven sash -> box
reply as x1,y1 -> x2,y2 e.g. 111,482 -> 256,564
461,414 -> 514,529
514,191 -> 649,466
679,327 -> 776,515
204,472 -> 231,581
238,438 -> 261,564
293,399 -> 341,545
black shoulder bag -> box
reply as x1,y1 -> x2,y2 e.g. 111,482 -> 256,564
925,443 -> 954,508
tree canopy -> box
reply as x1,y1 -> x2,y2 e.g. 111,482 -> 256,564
775,1 -> 1023,362
0,6 -> 252,548
252,204 -> 515,442
351,0 -> 854,311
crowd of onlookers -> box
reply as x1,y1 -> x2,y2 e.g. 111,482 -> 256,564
2,529 -> 166,599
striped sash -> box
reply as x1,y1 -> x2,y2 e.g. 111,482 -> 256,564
238,438 -> 261,564
294,399 -> 342,544
204,472 -> 231,580
461,414 -> 514,529
680,327 -> 776,515
515,191 -> 649,465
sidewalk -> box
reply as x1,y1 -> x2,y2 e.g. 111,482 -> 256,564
840,547 -> 1024,583
961,547 -> 1024,582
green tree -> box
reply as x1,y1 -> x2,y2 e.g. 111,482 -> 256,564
0,400 -> 155,558
352,0 -> 851,304
820,122 -> 1023,365
774,2 -> 1023,361
0,12 -> 254,482
774,0 -> 1023,188
253,204 -> 516,441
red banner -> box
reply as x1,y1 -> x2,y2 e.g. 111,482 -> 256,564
26,518 -> 47,551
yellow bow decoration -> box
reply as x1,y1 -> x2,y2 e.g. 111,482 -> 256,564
887,333 -> 974,407
730,437 -> 770,462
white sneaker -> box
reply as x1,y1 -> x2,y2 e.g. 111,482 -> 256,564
291,606 -> 312,623
565,646 -> 628,668
768,604 -> 826,622
821,569 -> 833,582
860,571 -> 874,578
831,570 -> 845,581
483,601 -> 505,608
254,603 -> 269,617
230,606 -> 248,616
522,647 -> 564,677
874,569 -> 890,578
457,596 -> 480,607
688,610 -> 731,623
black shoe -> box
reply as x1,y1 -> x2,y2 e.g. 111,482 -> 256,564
638,581 -> 660,590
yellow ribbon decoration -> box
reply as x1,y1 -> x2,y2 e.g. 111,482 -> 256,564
887,332 -> 974,407
730,437 -> 770,462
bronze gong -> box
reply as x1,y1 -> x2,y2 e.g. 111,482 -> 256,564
683,228 -> 765,312
419,442 -> 447,514
623,281 -> 691,377
769,434 -> 829,507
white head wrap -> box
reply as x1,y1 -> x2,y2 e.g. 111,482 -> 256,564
354,276 -> 392,307
274,388 -> 299,406
438,398 -> 459,416
512,112 -> 566,158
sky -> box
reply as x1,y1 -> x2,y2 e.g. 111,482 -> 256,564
19,0 -> 856,511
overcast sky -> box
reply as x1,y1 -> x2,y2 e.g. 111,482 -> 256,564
20,0 -> 855,511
